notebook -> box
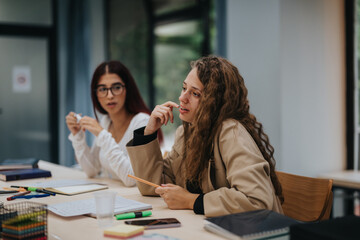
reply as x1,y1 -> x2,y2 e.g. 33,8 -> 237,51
30,179 -> 108,195
48,196 -> 152,217
204,209 -> 299,240
0,168 -> 51,181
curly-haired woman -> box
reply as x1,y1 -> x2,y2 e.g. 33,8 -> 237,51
126,56 -> 283,217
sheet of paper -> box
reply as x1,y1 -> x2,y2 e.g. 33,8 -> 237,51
48,196 -> 152,217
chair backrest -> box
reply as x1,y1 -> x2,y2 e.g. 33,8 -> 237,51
276,171 -> 333,222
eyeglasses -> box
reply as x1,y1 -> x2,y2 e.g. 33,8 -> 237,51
96,83 -> 125,97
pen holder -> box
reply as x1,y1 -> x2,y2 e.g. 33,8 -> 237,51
0,201 -> 47,240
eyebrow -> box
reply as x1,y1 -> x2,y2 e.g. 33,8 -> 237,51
97,82 -> 123,87
183,81 -> 202,91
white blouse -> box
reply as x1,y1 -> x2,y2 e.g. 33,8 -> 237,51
68,112 -> 149,186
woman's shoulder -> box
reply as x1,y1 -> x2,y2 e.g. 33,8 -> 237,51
98,114 -> 111,128
221,118 -> 244,129
219,119 -> 251,139
132,112 -> 150,122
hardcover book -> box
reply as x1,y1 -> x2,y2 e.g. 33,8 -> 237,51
0,158 -> 39,171
204,209 -> 299,240
0,168 -> 51,181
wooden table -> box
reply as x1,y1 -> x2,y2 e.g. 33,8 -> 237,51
319,170 -> 360,190
0,161 -> 222,240
319,170 -> 360,217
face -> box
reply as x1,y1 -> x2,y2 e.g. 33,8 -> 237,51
178,68 -> 204,123
96,73 -> 126,115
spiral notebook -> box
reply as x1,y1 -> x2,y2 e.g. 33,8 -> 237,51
204,209 -> 299,240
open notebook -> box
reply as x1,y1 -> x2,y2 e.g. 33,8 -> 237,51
30,179 -> 108,195
48,196 -> 152,217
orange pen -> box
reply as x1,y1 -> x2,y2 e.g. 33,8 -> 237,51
127,174 -> 160,188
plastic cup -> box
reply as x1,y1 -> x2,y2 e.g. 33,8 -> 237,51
93,191 -> 116,228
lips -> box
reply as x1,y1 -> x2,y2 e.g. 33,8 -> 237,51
179,106 -> 189,114
107,102 -> 117,108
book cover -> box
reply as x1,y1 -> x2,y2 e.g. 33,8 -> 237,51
0,168 -> 51,181
0,158 -> 39,171
204,209 -> 299,240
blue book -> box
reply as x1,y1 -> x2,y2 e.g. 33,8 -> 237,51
0,168 -> 51,181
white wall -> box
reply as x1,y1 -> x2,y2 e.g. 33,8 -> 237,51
227,0 -> 345,177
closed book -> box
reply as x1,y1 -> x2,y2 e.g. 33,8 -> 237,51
0,168 -> 51,181
0,158 -> 39,171
204,209 -> 299,240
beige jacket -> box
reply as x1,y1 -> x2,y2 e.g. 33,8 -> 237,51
126,119 -> 283,217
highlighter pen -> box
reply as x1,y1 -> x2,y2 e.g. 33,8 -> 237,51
27,187 -> 56,196
11,186 -> 56,196
116,211 -> 152,220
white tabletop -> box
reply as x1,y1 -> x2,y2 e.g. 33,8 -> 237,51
0,160 -> 223,240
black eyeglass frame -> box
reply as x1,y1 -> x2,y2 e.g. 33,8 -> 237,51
95,83 -> 125,97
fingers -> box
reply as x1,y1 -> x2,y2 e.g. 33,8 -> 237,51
153,102 -> 179,125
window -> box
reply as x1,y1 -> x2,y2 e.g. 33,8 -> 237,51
107,0 -> 214,149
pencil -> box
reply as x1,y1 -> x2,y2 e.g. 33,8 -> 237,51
127,174 -> 160,188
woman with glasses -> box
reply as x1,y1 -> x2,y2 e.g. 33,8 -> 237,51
126,56 -> 283,216
65,60 -> 162,186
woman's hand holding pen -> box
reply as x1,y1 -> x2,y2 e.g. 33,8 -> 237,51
65,111 -> 81,135
155,183 -> 199,210
144,101 -> 179,135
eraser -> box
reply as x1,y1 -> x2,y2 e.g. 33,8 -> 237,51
74,113 -> 82,123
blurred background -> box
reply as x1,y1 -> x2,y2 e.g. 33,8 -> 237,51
0,0 -> 356,215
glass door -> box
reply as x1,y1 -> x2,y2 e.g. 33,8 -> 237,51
0,36 -> 51,161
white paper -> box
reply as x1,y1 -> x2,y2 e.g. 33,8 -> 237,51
12,66 -> 31,93
48,196 -> 152,217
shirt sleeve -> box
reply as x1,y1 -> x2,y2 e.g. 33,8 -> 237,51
193,194 -> 205,214
95,129 -> 136,186
133,127 -> 158,146
68,131 -> 101,178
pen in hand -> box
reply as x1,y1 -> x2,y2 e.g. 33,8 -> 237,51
127,174 -> 160,188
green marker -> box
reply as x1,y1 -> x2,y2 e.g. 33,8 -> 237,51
116,210 -> 152,220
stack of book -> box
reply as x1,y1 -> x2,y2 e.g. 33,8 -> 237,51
0,158 -> 51,181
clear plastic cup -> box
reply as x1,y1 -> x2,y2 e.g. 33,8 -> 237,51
93,191 -> 116,228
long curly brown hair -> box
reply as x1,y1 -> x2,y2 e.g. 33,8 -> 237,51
183,55 -> 283,202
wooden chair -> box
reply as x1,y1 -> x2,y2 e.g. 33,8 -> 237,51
276,171 -> 333,222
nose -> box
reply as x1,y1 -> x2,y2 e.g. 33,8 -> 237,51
107,89 -> 114,98
179,90 -> 189,103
